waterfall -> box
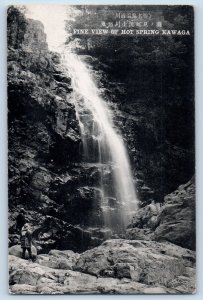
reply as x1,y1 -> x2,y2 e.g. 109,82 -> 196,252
62,51 -> 138,232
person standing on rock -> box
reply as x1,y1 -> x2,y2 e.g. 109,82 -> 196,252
20,223 -> 33,260
16,208 -> 26,233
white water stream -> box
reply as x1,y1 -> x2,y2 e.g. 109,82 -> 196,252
61,51 -> 138,231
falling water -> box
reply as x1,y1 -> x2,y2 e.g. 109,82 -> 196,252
61,51 -> 138,232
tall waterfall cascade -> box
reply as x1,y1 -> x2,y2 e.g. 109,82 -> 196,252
61,51 -> 139,232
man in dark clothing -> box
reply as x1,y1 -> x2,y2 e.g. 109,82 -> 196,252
16,208 -> 26,233
20,223 -> 32,259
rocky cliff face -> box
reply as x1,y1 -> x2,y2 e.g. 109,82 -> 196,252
8,6 -> 108,252
154,177 -> 195,249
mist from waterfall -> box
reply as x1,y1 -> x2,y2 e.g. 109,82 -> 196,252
61,51 -> 139,231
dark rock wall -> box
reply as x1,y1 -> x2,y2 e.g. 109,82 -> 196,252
8,7 -> 92,252
8,7 -> 121,252
8,6 -> 80,207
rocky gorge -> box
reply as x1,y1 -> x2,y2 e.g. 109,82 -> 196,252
8,6 -> 195,294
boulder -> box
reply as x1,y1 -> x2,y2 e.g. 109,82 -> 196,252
30,170 -> 52,192
36,249 -> 79,270
75,239 -> 195,289
126,228 -> 153,240
9,244 -> 37,259
127,178 -> 195,251
154,178 -> 195,250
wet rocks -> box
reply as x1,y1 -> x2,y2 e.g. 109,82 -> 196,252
127,204 -> 159,229
125,202 -> 159,241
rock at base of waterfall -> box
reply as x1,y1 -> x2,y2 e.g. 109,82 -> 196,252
75,239 -> 195,285
126,228 -> 153,240
154,177 -> 195,250
127,203 -> 159,230
127,178 -> 195,250
9,239 -> 195,294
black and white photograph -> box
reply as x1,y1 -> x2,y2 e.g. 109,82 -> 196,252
8,4 -> 195,294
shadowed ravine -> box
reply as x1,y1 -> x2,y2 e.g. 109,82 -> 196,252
61,51 -> 139,232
